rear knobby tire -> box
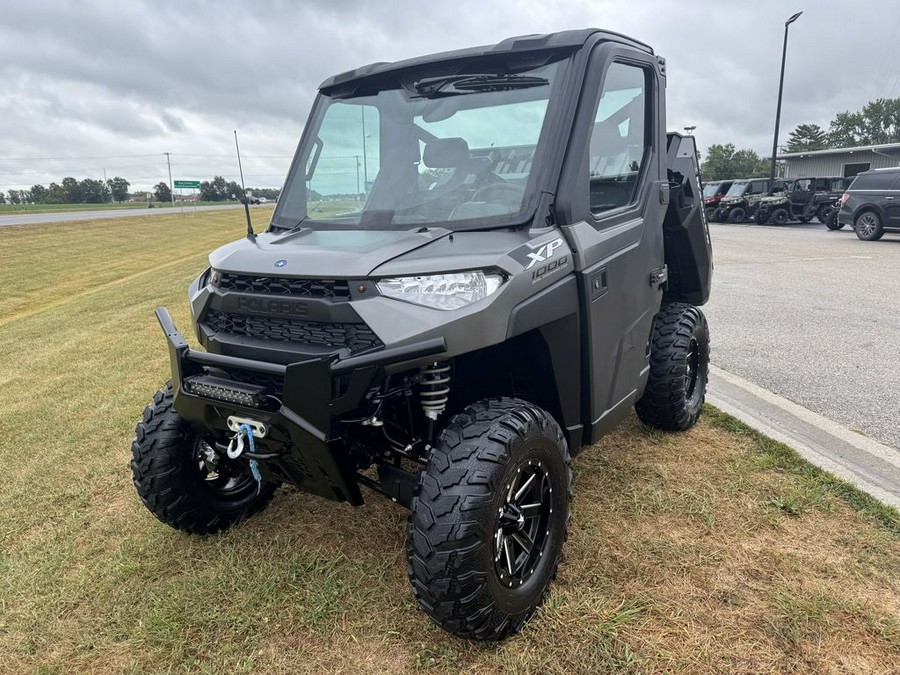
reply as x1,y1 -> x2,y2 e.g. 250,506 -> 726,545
131,384 -> 277,534
771,208 -> 789,225
406,398 -> 572,640
635,303 -> 710,432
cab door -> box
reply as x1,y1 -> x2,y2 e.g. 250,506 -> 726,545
554,43 -> 667,443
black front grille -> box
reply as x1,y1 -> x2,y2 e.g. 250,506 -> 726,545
204,310 -> 383,354
217,274 -> 350,300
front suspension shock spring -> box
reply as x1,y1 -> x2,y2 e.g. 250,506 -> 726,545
419,361 -> 451,420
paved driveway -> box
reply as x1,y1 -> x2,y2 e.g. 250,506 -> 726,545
704,221 -> 900,451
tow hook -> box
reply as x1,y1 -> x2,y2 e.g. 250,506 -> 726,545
225,417 -> 265,494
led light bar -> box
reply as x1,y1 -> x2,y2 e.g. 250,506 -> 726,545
183,375 -> 267,408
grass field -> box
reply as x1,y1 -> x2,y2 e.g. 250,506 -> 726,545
0,210 -> 898,674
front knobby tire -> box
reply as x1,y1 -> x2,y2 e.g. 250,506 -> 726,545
636,303 -> 710,432
131,384 -> 277,534
406,398 -> 572,640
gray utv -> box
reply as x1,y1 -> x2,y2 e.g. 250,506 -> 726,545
132,29 -> 713,641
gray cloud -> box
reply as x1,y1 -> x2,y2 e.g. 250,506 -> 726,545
1,0 -> 898,190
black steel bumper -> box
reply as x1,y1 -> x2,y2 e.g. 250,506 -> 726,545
155,307 -> 444,505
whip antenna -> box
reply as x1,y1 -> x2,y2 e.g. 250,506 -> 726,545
234,129 -> 255,240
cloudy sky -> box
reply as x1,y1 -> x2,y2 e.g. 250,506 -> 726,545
2,0 -> 897,192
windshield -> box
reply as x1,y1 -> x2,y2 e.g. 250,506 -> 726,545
271,60 -> 565,231
702,182 -> 721,198
725,181 -> 748,197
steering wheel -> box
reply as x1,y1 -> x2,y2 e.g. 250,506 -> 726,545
471,181 -> 525,205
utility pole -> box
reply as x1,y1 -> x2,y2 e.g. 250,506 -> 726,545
164,152 -> 175,208
769,11 -> 803,186
355,155 -> 361,200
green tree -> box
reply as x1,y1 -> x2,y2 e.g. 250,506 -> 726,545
226,180 -> 244,201
700,143 -> 770,180
827,97 -> 900,147
29,184 -> 49,203
106,176 -> 130,202
785,123 -> 827,152
7,189 -> 21,205
200,175 -> 229,201
153,182 -> 172,203
0,191 -> 6,204
46,182 -> 65,203
61,177 -> 81,203
79,178 -> 110,203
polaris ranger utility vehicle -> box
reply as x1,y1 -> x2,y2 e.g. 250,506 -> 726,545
754,178 -> 831,225
712,177 -> 786,223
132,29 -> 712,641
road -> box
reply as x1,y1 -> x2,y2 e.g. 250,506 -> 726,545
704,221 -> 900,451
0,203 -> 244,227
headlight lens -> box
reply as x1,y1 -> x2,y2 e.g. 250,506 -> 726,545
377,271 -> 504,310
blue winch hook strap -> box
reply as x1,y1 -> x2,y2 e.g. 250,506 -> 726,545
237,423 -> 262,494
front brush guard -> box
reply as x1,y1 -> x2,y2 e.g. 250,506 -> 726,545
155,307 -> 444,504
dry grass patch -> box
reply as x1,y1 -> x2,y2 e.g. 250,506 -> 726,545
0,210 -> 898,674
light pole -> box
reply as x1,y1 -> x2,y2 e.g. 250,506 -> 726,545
684,125 -> 696,135
769,11 -> 803,185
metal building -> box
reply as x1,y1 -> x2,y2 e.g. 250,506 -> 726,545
778,142 -> 900,178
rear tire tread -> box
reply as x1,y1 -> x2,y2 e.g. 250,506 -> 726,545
635,303 -> 709,432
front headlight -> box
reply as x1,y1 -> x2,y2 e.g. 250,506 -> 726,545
376,271 -> 504,310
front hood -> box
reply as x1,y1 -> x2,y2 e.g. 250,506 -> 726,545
209,228 -> 453,277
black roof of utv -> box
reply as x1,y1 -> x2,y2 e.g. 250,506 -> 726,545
319,29 -> 654,93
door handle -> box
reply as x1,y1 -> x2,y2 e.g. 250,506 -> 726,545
885,196 -> 895,200
590,268 -> 608,300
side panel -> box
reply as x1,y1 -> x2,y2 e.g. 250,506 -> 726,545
507,275 -> 583,450
554,44 -> 668,445
663,133 -> 712,306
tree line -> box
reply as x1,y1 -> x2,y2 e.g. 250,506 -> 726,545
1,175 -> 280,206
701,96 -> 900,181
1,176 -> 131,205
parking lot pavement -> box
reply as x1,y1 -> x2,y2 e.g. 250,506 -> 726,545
703,220 -> 900,452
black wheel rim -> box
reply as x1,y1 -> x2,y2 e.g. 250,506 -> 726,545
493,461 -> 552,587
194,437 -> 257,496
858,213 -> 876,237
685,337 -> 700,398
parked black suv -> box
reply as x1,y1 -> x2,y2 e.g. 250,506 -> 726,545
837,167 -> 900,240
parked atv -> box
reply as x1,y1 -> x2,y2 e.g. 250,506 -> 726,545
714,177 -> 778,223
702,180 -> 734,221
130,29 -> 712,641
755,177 -> 820,225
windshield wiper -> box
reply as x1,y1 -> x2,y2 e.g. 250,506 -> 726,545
413,74 -> 548,97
